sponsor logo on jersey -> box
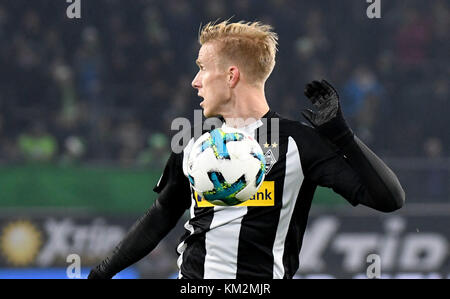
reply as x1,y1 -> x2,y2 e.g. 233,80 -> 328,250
194,181 -> 275,207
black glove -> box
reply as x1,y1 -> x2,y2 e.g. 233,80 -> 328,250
302,79 -> 354,147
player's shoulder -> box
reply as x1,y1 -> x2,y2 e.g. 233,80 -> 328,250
275,112 -> 317,135
274,112 -> 332,150
274,112 -> 338,159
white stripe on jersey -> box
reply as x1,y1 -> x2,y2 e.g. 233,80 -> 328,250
182,138 -> 196,177
272,136 -> 304,278
178,137 -> 196,278
176,191 -> 196,279
204,205 -> 248,278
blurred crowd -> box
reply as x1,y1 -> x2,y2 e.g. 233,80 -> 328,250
0,0 -> 448,167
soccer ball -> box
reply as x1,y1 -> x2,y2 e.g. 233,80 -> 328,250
187,127 -> 266,206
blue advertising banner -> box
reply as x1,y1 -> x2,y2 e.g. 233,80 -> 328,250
0,205 -> 448,279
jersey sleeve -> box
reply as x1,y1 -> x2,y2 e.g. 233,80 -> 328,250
88,151 -> 192,279
295,123 -> 361,206
153,151 -> 192,211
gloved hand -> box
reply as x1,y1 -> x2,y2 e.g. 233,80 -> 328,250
302,79 -> 354,147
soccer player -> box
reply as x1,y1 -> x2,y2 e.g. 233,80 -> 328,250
88,20 -> 405,279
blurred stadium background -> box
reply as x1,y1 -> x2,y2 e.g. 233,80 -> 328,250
0,0 -> 448,279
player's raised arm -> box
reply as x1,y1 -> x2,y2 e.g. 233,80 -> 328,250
88,152 -> 191,279
302,80 -> 405,212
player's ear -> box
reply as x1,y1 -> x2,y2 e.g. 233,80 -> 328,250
228,66 -> 240,88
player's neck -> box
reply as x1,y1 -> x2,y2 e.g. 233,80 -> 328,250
222,86 -> 270,127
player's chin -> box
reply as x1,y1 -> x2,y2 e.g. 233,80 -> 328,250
202,106 -> 217,118
200,100 -> 209,116
202,108 -> 212,118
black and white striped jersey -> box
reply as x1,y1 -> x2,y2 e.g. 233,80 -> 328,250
154,110 -> 362,279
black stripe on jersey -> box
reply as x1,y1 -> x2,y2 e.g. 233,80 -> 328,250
281,178 -> 316,278
179,201 -> 215,279
235,116 -> 289,278
178,127 -> 218,279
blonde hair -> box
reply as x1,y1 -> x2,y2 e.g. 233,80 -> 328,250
199,20 -> 278,84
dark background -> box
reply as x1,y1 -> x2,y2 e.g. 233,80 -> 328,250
0,0 -> 448,278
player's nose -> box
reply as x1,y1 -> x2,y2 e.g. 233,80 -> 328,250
191,73 -> 201,90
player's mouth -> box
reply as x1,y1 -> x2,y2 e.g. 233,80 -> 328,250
198,93 -> 205,107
